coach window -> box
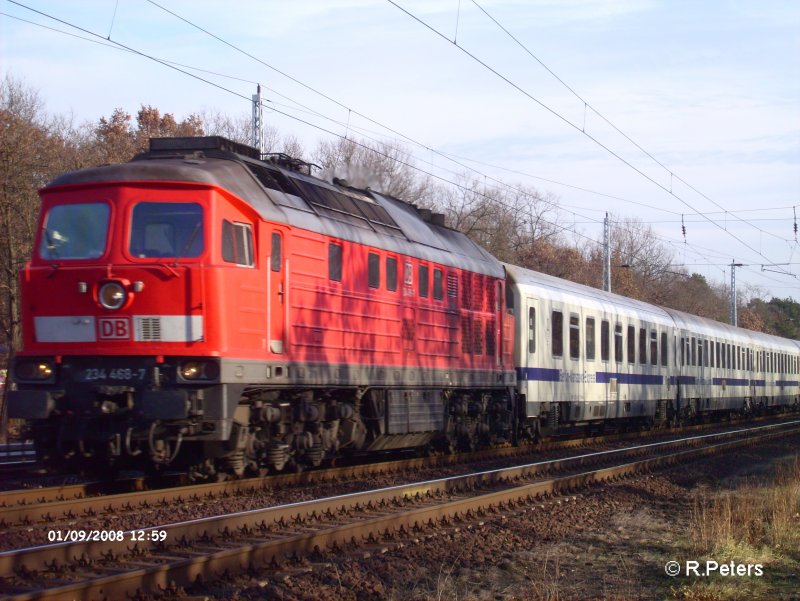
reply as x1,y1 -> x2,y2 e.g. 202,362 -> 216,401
703,340 -> 709,367
270,233 -> 281,271
419,264 -> 429,298
552,311 -> 564,357
650,331 -> 657,366
614,324 -> 623,363
698,340 -> 704,368
627,325 -> 635,364
660,332 -> 668,366
368,252 -> 380,289
569,314 -> 580,360
680,337 -> 685,366
639,327 -> 647,364
329,243 -> 343,281
716,342 -> 721,368
221,220 -> 254,267
433,268 -> 443,300
586,317 -> 596,361
528,307 -> 536,354
601,320 -> 610,361
709,340 -> 714,367
690,337 -> 696,366
386,257 -> 398,291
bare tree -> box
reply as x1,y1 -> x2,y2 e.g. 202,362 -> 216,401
312,137 -> 430,202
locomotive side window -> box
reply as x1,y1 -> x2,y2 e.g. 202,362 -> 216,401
600,320 -> 609,361
433,269 -> 443,300
329,243 -> 342,281
271,233 -> 282,271
569,314 -> 580,360
130,202 -> 204,258
386,257 -> 398,291
419,264 -> 429,298
221,220 -> 254,267
660,332 -> 668,366
528,307 -> 536,354
40,202 -> 110,260
585,317 -> 596,361
368,252 -> 380,288
614,324 -> 622,363
404,262 -> 413,286
551,310 -> 563,357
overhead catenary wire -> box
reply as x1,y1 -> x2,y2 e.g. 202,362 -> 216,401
3,2 -> 794,294
386,0 -> 797,279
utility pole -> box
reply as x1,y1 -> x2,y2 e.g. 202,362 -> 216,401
730,261 -> 743,326
603,212 -> 611,292
252,84 -> 264,158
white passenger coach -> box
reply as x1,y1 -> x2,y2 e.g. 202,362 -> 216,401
505,263 -> 800,438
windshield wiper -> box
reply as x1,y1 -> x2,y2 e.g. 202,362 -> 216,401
173,220 -> 202,266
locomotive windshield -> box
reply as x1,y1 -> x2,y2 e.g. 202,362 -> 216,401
129,202 -> 204,258
39,202 -> 110,260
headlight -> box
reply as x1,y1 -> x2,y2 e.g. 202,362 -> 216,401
15,359 -> 54,381
179,360 -> 220,381
98,281 -> 127,310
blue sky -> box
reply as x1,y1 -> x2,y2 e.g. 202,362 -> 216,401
2,0 -> 799,301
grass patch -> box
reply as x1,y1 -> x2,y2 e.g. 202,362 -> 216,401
672,456 -> 800,601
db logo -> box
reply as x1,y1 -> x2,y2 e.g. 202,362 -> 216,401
98,317 -> 130,340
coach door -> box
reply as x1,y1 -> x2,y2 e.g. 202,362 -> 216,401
523,297 -> 540,416
267,229 -> 287,354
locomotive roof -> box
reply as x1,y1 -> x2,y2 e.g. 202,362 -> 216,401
45,137 -> 503,278
505,262 -> 799,351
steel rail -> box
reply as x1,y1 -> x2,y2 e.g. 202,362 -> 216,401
0,413 -> 787,522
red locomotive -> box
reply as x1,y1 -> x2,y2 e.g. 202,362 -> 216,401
9,137 -> 516,477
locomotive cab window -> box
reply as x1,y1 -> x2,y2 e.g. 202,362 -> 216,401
40,202 -> 110,260
221,220 -> 254,267
130,202 -> 204,259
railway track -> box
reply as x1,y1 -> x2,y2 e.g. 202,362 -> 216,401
0,415 -> 786,532
1,419 -> 798,601
0,443 -> 35,474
